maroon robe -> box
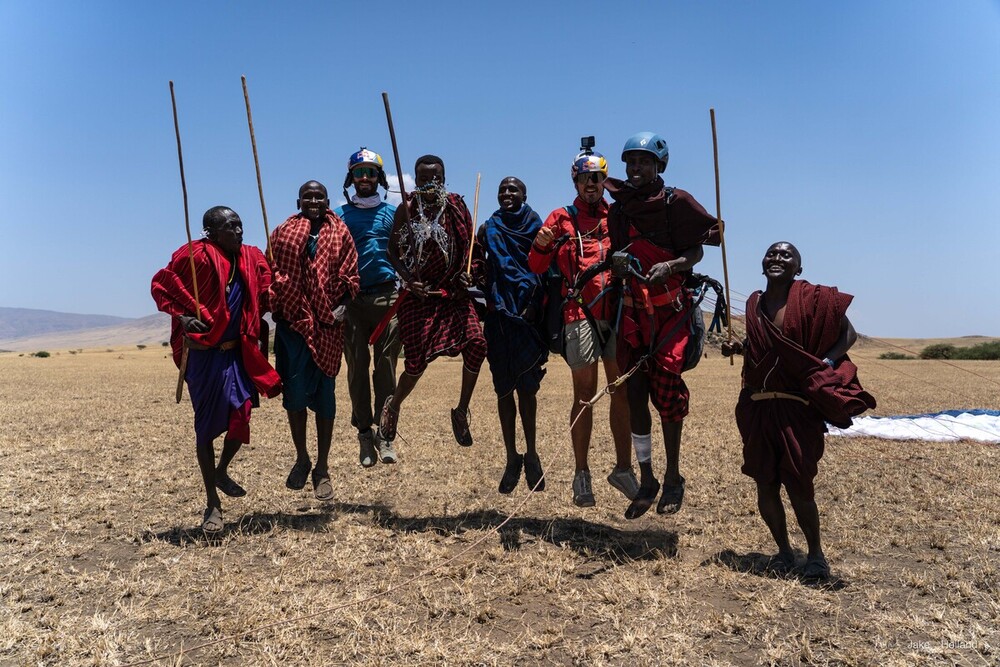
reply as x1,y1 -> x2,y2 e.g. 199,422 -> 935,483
736,281 -> 876,500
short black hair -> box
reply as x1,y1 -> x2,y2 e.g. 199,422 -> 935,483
298,180 -> 328,198
500,176 -> 526,197
414,154 -> 445,179
203,206 -> 237,230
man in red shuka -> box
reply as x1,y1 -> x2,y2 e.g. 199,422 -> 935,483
151,206 -> 281,533
722,241 -> 876,580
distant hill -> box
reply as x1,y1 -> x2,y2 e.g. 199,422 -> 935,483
0,311 -> 170,352
0,307 -> 134,340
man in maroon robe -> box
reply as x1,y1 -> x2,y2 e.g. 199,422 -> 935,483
378,155 -> 487,451
605,132 -> 720,519
723,241 -> 875,579
151,206 -> 281,533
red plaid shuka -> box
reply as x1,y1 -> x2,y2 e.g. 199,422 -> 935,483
268,211 -> 359,377
397,193 -> 486,375
150,240 -> 281,398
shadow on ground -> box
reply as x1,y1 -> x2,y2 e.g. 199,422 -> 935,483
139,501 -> 391,547
704,549 -> 849,590
371,508 -> 678,563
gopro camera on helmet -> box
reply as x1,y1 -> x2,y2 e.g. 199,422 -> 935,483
580,136 -> 596,155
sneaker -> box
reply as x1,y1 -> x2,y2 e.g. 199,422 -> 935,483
607,467 -> 640,500
572,470 -> 595,507
358,430 -> 377,468
377,433 -> 398,464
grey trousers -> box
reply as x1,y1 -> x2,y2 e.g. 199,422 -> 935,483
343,291 -> 401,432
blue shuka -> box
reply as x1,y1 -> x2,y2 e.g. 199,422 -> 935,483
482,205 -> 548,397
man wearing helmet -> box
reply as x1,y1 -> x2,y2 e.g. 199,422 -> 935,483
528,142 -> 638,508
378,155 -> 487,451
605,132 -> 721,519
334,148 -> 402,467
269,181 -> 360,502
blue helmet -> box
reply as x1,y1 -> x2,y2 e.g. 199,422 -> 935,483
621,132 -> 669,172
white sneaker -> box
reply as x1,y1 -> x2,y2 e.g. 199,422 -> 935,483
376,432 -> 398,464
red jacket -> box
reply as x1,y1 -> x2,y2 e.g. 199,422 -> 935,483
151,240 -> 281,398
527,197 -> 613,323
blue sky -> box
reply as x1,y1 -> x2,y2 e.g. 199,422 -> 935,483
1,1 -> 997,337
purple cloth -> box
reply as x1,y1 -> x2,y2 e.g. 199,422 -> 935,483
186,280 -> 255,444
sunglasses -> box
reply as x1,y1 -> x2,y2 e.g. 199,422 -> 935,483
352,166 -> 379,179
575,172 -> 606,185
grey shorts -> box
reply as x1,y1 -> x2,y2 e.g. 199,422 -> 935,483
564,319 -> 616,370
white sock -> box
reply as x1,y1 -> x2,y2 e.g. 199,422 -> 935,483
632,432 -> 652,463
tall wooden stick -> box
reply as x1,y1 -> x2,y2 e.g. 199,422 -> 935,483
710,108 -> 735,366
169,81 -> 200,401
382,92 -> 418,282
241,75 -> 273,263
466,172 -> 481,273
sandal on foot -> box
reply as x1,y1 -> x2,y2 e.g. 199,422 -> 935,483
201,506 -> 224,533
215,472 -> 246,498
656,475 -> 685,515
498,454 -> 523,495
285,459 -> 311,491
624,480 -> 660,520
450,407 -> 473,447
524,453 -> 545,492
378,397 -> 399,442
802,555 -> 831,580
312,468 -> 334,502
765,551 -> 797,575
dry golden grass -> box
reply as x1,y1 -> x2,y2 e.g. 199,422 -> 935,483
1,347 -> 998,666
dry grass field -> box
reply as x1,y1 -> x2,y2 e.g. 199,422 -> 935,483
1,344 -> 998,666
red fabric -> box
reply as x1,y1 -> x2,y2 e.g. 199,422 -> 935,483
736,281 -> 876,500
395,193 -> 486,375
226,399 -> 253,443
268,211 -> 360,377
151,241 -> 282,398
527,197 -> 613,323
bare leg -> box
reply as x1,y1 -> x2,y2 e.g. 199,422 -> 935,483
570,363 -> 598,471
518,390 -> 538,458
662,420 -> 683,486
196,438 -> 221,510
315,415 -> 334,474
216,438 -> 242,477
497,393 -> 519,459
787,490 -> 824,560
456,367 -> 480,413
286,409 -> 310,465
757,481 -> 793,556
603,357 -> 632,470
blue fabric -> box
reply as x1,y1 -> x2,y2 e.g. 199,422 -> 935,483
484,311 -> 547,397
483,205 -> 544,318
186,279 -> 254,443
274,319 -> 336,419
334,202 -> 397,290
871,409 -> 1000,420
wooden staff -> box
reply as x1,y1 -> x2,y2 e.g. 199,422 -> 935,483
710,108 -> 735,365
169,81 -> 200,401
241,75 -> 273,263
369,92 -> 412,347
465,172 -> 481,273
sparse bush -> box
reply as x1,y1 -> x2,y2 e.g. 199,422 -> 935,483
920,343 -> 955,360
952,341 -> 1000,360
137,344 -> 147,350
69,350 -> 77,355
33,351 -> 50,358
161,341 -> 169,347
878,352 -> 914,360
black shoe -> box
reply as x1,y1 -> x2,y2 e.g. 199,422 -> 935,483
624,480 -> 661,520
498,454 -> 523,495
656,475 -> 685,515
524,453 -> 545,492
285,459 -> 311,490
